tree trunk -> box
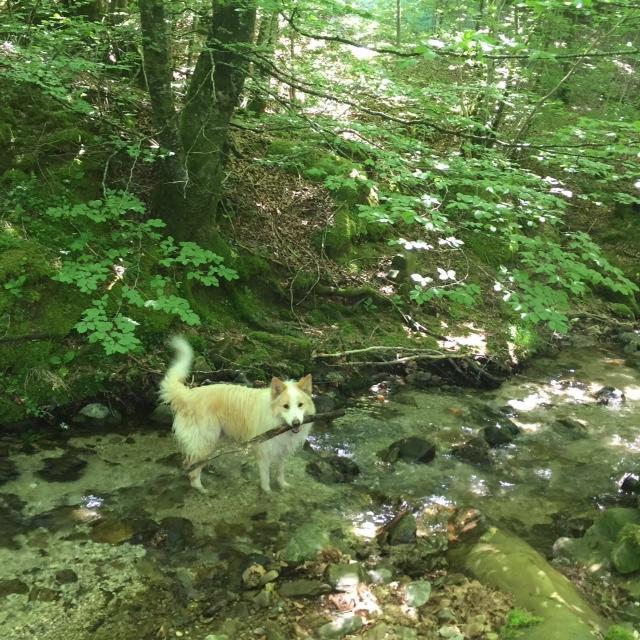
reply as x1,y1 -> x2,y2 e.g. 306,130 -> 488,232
246,10 -> 279,116
180,0 -> 256,244
138,0 -> 256,245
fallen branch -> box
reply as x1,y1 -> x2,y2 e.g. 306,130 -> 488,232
184,409 -> 345,473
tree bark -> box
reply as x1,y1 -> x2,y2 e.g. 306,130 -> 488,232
247,10 -> 279,115
138,0 -> 256,244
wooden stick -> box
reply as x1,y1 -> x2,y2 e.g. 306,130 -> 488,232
184,409 -> 345,473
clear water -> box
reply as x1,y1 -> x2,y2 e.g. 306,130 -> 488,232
1,346 -> 638,638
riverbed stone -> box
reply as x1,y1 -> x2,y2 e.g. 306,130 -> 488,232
55,569 -> 78,584
378,437 -> 436,464
611,525 -> 640,575
387,512 -> 417,545
306,455 -> 360,484
0,458 -> 19,485
325,563 -> 365,591
594,386 -> 625,406
159,516 -> 194,550
0,579 -> 29,597
91,517 -> 135,544
404,579 -> 432,607
621,474 -> 640,494
279,579 -> 330,597
450,437 -> 490,465
281,523 -> 330,562
318,615 -> 363,638
150,403 -> 174,426
483,422 -> 520,447
36,454 -> 87,482
72,402 -> 122,427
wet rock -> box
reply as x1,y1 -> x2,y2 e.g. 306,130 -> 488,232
259,569 -> 279,585
611,536 -> 640,575
0,579 -> 29,597
55,569 -> 78,584
72,402 -> 122,427
483,422 -> 520,447
314,394 -> 337,414
306,455 -> 360,484
437,607 -> 456,623
150,403 -> 174,426
593,386 -> 625,406
555,416 -> 588,432
91,518 -> 135,544
159,516 -> 194,550
0,458 -> 19,485
385,512 -> 417,545
438,625 -> 463,639
324,563 -> 365,592
36,454 -> 87,482
29,586 -> 59,602
279,579 -> 331,598
367,567 -> 393,584
318,615 -> 363,638
621,474 -> 640,494
450,438 -> 490,465
252,588 -> 273,609
406,371 -> 433,388
403,579 -> 432,607
281,523 -> 330,562
378,437 -> 436,464
0,493 -> 29,547
242,563 -> 266,588
129,518 -> 162,545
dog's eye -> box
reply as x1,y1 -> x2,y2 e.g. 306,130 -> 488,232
298,402 -> 303,408
283,404 -> 289,409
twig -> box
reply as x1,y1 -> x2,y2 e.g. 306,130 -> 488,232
184,409 -> 345,473
315,345 -> 458,358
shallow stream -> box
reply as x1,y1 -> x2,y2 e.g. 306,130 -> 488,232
1,345 -> 639,639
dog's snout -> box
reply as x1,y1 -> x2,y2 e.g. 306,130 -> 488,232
292,418 -> 301,427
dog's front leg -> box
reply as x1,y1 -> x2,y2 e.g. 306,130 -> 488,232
257,456 -> 271,493
275,458 -> 291,489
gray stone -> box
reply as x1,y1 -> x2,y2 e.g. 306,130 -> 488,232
55,569 -> 78,584
387,513 -> 417,545
367,567 -> 393,584
378,437 -> 436,464
281,523 -> 330,562
403,579 -> 431,607
0,579 -> 29,597
306,455 -> 360,484
450,437 -> 490,465
73,402 -> 122,427
318,615 -> 363,638
279,579 -> 330,598
150,403 -> 174,425
325,563 -> 365,592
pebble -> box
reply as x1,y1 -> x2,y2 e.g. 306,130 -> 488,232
403,579 -> 431,607
318,615 -> 363,638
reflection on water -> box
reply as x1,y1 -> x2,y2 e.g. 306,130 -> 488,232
0,346 -> 638,638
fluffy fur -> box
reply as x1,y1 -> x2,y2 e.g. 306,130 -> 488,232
160,336 -> 315,493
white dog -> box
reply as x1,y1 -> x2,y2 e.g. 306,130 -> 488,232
160,337 -> 315,494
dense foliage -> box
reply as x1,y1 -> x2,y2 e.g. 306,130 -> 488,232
1,0 -> 639,358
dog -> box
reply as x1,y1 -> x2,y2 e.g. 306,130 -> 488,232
160,336 -> 315,494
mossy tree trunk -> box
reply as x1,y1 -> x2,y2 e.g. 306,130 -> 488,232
247,10 -> 279,116
138,0 -> 256,245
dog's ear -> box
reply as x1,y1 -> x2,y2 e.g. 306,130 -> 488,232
271,377 -> 286,399
297,374 -> 312,395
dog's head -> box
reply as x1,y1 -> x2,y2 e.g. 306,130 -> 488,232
270,375 -> 315,432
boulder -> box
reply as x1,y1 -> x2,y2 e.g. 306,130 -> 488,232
593,386 -> 625,406
72,402 -> 122,427
325,563 -> 366,592
378,437 -> 436,464
306,455 -> 360,484
450,438 -> 490,465
483,421 -> 520,447
279,579 -> 330,598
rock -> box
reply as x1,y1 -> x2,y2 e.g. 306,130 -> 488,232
72,402 -> 122,427
279,579 -> 331,598
449,527 -> 606,640
556,416 -> 588,431
306,455 -> 360,484
129,518 -> 161,545
483,421 -> 520,447
0,458 -> 19,485
281,523 -> 330,562
594,386 -> 625,406
403,579 -> 431,607
324,563 -> 365,592
91,518 -> 135,544
150,403 -> 174,426
378,437 -> 436,464
367,567 -> 393,584
36,454 -> 87,482
259,569 -> 279,585
464,615 -> 487,638
450,437 -> 490,465
0,493 -> 29,548
406,371 -> 433,388
159,516 -> 194,550
611,525 -> 640,575
438,626 -> 463,639
242,564 -> 266,588
29,587 -> 59,602
621,474 -> 640,494
386,512 -> 417,545
55,569 -> 78,584
314,394 -> 336,414
318,615 -> 363,638
253,588 -> 273,609
437,608 -> 456,622
0,579 -> 29,597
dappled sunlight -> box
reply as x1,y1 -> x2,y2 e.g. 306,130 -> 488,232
440,322 -> 488,355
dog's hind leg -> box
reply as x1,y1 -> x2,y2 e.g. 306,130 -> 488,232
275,457 -> 291,489
175,415 -> 221,494
186,461 -> 208,494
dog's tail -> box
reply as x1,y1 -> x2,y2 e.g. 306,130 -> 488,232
159,336 -> 194,412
